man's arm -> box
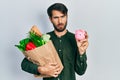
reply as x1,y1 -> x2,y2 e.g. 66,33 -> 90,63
21,58 -> 40,75
21,58 -> 61,77
74,31 -> 88,75
74,51 -> 87,75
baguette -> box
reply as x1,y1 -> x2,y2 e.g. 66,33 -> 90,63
30,25 -> 42,36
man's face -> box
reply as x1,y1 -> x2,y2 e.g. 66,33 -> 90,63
50,10 -> 67,32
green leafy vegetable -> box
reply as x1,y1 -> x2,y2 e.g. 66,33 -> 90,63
15,31 -> 51,52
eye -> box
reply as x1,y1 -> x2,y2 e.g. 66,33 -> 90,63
53,16 -> 58,19
61,15 -> 65,18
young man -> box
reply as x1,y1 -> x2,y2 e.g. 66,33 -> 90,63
21,3 -> 89,80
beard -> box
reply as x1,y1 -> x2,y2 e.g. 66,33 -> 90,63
52,22 -> 67,32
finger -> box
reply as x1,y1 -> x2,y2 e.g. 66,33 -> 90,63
76,39 -> 81,43
84,42 -> 89,49
80,38 -> 88,42
52,64 -> 61,73
54,64 -> 61,70
82,41 -> 88,47
57,69 -> 62,74
82,42 -> 89,50
82,41 -> 87,45
54,71 -> 60,75
52,71 -> 59,77
52,74 -> 58,78
54,67 -> 61,74
49,63 -> 57,66
76,39 -> 82,45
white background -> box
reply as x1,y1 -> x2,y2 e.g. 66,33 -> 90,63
0,0 -> 120,80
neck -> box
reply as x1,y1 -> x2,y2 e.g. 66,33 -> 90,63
54,29 -> 67,37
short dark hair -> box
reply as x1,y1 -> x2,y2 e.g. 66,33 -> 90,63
47,3 -> 68,17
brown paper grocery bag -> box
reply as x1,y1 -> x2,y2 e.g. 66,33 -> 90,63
23,40 -> 63,78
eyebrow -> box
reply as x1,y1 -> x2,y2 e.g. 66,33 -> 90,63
53,14 -> 66,18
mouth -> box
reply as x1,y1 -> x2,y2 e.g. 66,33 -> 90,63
57,24 -> 64,27
53,23 -> 66,32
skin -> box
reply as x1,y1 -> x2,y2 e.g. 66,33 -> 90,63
38,10 -> 89,77
50,10 -> 68,37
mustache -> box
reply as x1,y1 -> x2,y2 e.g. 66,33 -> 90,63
58,23 -> 64,26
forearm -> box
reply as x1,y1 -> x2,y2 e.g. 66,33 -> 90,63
75,52 -> 87,75
21,58 -> 40,75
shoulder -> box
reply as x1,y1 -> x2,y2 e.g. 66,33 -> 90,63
67,31 -> 75,38
66,31 -> 76,42
67,31 -> 77,47
46,31 -> 54,35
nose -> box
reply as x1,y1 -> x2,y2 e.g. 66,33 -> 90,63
58,18 -> 62,23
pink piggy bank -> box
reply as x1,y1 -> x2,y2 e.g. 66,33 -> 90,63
75,29 -> 86,40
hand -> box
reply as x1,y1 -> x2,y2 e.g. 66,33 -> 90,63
38,63 -> 61,77
76,31 -> 89,55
